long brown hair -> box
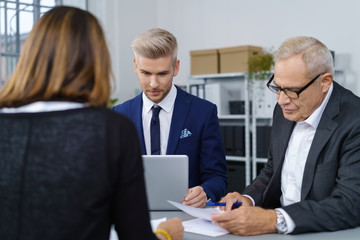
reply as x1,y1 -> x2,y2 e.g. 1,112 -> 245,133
0,6 -> 112,108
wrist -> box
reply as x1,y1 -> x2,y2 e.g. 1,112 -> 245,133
242,195 -> 254,206
155,229 -> 171,240
274,209 -> 288,234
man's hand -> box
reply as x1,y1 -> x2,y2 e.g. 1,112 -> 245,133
182,186 -> 207,208
212,206 -> 277,236
219,192 -> 253,211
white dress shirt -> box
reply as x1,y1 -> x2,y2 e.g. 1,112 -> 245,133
277,83 -> 333,233
142,84 -> 177,155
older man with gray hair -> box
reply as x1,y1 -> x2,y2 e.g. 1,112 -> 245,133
212,36 -> 360,235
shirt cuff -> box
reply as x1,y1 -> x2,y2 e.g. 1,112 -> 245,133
275,208 -> 295,234
242,194 -> 255,206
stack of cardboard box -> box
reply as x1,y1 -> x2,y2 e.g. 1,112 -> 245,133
190,45 -> 263,75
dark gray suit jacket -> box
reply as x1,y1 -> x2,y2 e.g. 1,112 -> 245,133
243,82 -> 360,234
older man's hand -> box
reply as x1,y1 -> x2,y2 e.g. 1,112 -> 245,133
212,206 -> 277,236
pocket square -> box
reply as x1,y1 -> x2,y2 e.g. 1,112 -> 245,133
180,128 -> 192,139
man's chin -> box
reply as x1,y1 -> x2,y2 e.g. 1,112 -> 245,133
147,95 -> 162,104
282,111 -> 299,122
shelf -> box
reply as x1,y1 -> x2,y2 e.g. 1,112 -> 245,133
254,157 -> 267,163
190,72 -> 247,79
187,72 -> 251,186
219,114 -> 246,120
226,155 -> 247,162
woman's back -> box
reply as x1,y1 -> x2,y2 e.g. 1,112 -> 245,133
0,107 -> 155,240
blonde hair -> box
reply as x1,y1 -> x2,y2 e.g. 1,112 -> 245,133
131,28 -> 178,65
0,6 -> 112,108
275,36 -> 334,77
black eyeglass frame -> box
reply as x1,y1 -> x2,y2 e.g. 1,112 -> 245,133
266,72 -> 326,99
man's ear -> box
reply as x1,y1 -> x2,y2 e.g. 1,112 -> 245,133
133,58 -> 137,74
321,73 -> 333,94
173,59 -> 180,76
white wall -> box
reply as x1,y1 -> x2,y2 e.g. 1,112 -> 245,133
88,0 -> 158,103
89,0 -> 360,103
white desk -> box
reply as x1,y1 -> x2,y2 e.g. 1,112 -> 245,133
151,211 -> 360,240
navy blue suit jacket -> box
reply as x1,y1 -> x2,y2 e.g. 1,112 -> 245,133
112,86 -> 227,201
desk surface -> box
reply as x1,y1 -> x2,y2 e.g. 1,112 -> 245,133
151,211 -> 360,240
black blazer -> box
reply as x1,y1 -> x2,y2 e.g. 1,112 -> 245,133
0,108 -> 157,240
243,82 -> 360,233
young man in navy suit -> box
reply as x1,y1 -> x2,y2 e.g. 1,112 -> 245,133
212,36 -> 360,235
112,28 -> 227,207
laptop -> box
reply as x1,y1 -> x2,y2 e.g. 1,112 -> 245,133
142,155 -> 189,210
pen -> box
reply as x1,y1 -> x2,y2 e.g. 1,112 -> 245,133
206,202 -> 242,207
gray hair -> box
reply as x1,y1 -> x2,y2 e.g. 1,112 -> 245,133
275,36 -> 334,77
131,28 -> 178,65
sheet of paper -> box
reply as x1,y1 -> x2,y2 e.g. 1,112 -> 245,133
167,200 -> 223,221
167,201 -> 229,237
151,217 -> 167,232
108,218 -> 167,240
183,218 -> 229,237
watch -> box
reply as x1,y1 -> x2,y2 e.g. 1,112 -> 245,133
275,210 -> 288,234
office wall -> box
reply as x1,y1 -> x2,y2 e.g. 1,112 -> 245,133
89,0 -> 360,103
88,0 -> 157,103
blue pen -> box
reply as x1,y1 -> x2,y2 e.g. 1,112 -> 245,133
206,202 -> 242,207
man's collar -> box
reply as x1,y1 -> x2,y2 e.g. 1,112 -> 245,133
303,83 -> 334,129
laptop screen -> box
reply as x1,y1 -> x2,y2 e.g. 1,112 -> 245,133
142,155 -> 189,211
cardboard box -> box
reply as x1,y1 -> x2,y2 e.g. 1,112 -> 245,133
219,45 -> 263,73
190,49 -> 219,75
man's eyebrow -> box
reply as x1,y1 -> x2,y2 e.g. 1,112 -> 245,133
139,69 -> 170,74
273,80 -> 301,90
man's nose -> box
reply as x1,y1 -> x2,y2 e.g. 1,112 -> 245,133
277,91 -> 291,105
149,75 -> 159,88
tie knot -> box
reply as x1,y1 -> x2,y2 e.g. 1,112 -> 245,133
152,105 -> 161,116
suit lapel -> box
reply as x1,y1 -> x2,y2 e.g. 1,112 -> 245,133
273,111 -> 296,170
301,83 -> 340,200
132,95 -> 146,154
166,87 -> 190,154
263,108 -> 295,208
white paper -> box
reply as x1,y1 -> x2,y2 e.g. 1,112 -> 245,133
167,200 -> 223,221
167,200 -> 229,237
151,217 -> 167,232
109,218 -> 167,240
183,218 -> 229,237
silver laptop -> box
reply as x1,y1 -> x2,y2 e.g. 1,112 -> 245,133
142,155 -> 189,211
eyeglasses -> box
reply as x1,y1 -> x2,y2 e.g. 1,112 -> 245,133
266,72 -> 325,99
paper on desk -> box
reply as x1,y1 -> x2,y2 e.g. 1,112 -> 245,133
151,217 -> 167,232
108,218 -> 167,240
183,218 -> 229,237
167,200 -> 229,237
167,200 -> 223,221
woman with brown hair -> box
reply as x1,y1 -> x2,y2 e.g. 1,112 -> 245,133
0,6 -> 183,240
